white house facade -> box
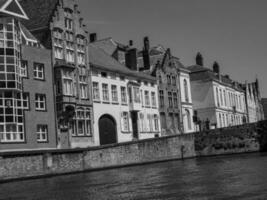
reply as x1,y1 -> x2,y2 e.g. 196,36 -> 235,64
89,44 -> 161,146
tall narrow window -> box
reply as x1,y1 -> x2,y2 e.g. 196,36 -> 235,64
21,60 -> 28,77
154,114 -> 159,132
111,85 -> 118,102
173,92 -> 178,108
151,92 -> 156,107
102,83 -> 109,102
93,82 -> 100,100
159,90 -> 164,107
172,76 -> 176,86
144,91 -> 150,106
186,109 -> 192,130
168,92 -> 173,107
62,70 -> 73,96
121,112 -> 129,132
216,87 -> 220,107
167,75 -> 171,85
133,87 -> 140,103
121,86 -> 127,104
184,79 -> 189,102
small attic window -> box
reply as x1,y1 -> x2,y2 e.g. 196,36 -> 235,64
101,72 -> 107,78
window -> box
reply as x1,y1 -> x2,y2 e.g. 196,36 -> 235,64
22,93 -> 29,109
167,75 -> 171,85
168,92 -> 173,107
53,29 -> 63,59
133,87 -> 140,103
64,8 -> 73,30
35,94 -> 46,111
21,60 -> 28,77
62,70 -> 73,96
158,75 -> 162,84
80,84 -> 87,99
139,113 -> 145,132
66,42 -> 74,63
102,83 -> 109,102
144,91 -> 150,106
186,109 -> 192,130
33,63 -> 44,80
216,87 -> 220,107
172,76 -> 176,86
220,89 -> 223,106
0,92 -> 24,143
184,79 -> 189,102
75,108 -> 92,136
154,114 -> 159,132
173,92 -> 178,108
111,85 -> 118,102
93,82 -> 100,100
159,90 -> 164,107
148,114 -> 153,132
151,92 -> 156,107
224,90 -> 227,107
121,112 -> 129,132
37,125 -> 48,142
121,86 -> 127,104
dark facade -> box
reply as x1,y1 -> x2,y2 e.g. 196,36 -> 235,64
20,0 -> 94,148
0,0 -> 57,150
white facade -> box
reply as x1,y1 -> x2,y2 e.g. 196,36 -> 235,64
191,78 -> 247,129
91,68 -> 161,145
179,71 -> 194,133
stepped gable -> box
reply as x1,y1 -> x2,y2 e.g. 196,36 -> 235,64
20,0 -> 59,31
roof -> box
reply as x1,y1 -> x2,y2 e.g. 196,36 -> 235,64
20,23 -> 38,41
92,37 -> 128,56
188,65 -> 244,91
20,0 -> 59,31
89,44 -> 156,82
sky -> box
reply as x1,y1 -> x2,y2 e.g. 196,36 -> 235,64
79,0 -> 267,97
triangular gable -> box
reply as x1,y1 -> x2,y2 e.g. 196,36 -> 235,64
0,0 -> 28,20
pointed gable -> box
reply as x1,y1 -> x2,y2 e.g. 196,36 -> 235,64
0,0 -> 28,19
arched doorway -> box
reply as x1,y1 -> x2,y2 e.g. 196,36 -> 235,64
98,114 -> 117,145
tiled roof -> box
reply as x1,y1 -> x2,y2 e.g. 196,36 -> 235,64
20,23 -> 38,41
92,37 -> 128,56
20,0 -> 59,31
89,44 -> 156,81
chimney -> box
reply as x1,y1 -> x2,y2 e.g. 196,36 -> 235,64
142,36 -> 150,70
196,52 -> 203,66
90,33 -> 97,43
125,48 -> 138,71
213,61 -> 220,74
129,40 -> 133,47
213,61 -> 221,81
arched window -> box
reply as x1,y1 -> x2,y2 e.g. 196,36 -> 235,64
184,79 -> 189,102
186,109 -> 192,130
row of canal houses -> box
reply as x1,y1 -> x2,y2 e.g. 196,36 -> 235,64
0,0 -> 264,151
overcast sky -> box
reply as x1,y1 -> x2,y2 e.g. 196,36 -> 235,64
79,0 -> 267,97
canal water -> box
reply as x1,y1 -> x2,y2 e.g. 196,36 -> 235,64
1,153 -> 267,200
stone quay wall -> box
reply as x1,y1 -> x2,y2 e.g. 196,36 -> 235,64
195,122 -> 263,156
0,134 -> 195,182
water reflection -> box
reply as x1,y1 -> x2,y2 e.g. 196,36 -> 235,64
0,153 -> 267,200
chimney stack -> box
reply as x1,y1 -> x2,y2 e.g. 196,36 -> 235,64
213,61 -> 221,81
196,52 -> 203,66
142,36 -> 150,70
129,40 -> 133,47
90,33 -> 97,43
